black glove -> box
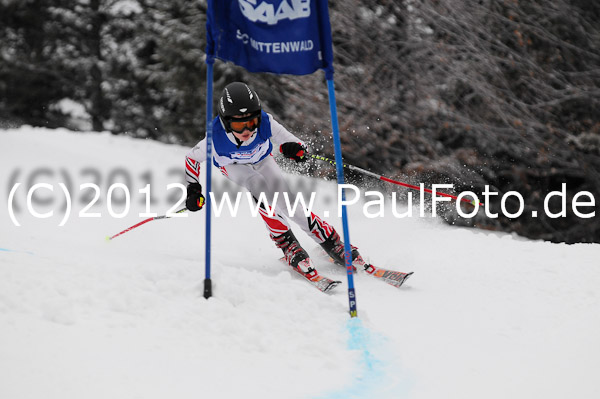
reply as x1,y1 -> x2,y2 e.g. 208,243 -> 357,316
280,142 -> 308,162
186,183 -> 205,212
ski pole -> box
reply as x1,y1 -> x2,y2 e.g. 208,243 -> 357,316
309,154 -> 482,206
106,208 -> 187,240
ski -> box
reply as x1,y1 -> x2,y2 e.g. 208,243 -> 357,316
350,255 -> 413,288
316,250 -> 413,289
291,266 -> 342,293
363,264 -> 413,288
280,257 -> 341,293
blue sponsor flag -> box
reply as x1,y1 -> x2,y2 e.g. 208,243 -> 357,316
206,0 -> 334,79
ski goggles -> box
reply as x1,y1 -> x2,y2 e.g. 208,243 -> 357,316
229,114 -> 260,133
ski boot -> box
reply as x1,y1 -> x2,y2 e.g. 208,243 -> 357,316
320,230 -> 359,265
272,230 -> 318,280
319,230 -> 373,272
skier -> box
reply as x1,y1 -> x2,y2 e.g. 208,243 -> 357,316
184,82 -> 361,281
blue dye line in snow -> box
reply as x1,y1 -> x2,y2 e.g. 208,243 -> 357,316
0,247 -> 34,255
320,318 -> 413,399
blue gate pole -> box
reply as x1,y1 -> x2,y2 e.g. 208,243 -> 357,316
203,59 -> 214,299
327,78 -> 357,317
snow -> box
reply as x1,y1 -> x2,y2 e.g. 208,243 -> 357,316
1,126 -> 600,399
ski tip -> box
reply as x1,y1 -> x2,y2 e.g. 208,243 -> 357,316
399,272 -> 414,287
324,280 -> 343,293
105,236 -> 112,242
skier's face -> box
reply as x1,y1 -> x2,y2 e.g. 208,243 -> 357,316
230,113 -> 259,141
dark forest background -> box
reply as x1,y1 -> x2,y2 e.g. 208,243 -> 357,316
1,0 -> 599,243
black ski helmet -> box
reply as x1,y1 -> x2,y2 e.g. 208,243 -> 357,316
218,82 -> 262,132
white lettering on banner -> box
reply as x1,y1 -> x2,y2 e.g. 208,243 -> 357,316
239,0 -> 310,25
237,31 -> 250,44
236,30 -> 314,53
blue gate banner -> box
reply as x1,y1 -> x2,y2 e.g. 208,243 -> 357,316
207,0 -> 334,78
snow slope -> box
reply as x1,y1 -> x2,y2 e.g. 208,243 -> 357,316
1,127 -> 599,399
